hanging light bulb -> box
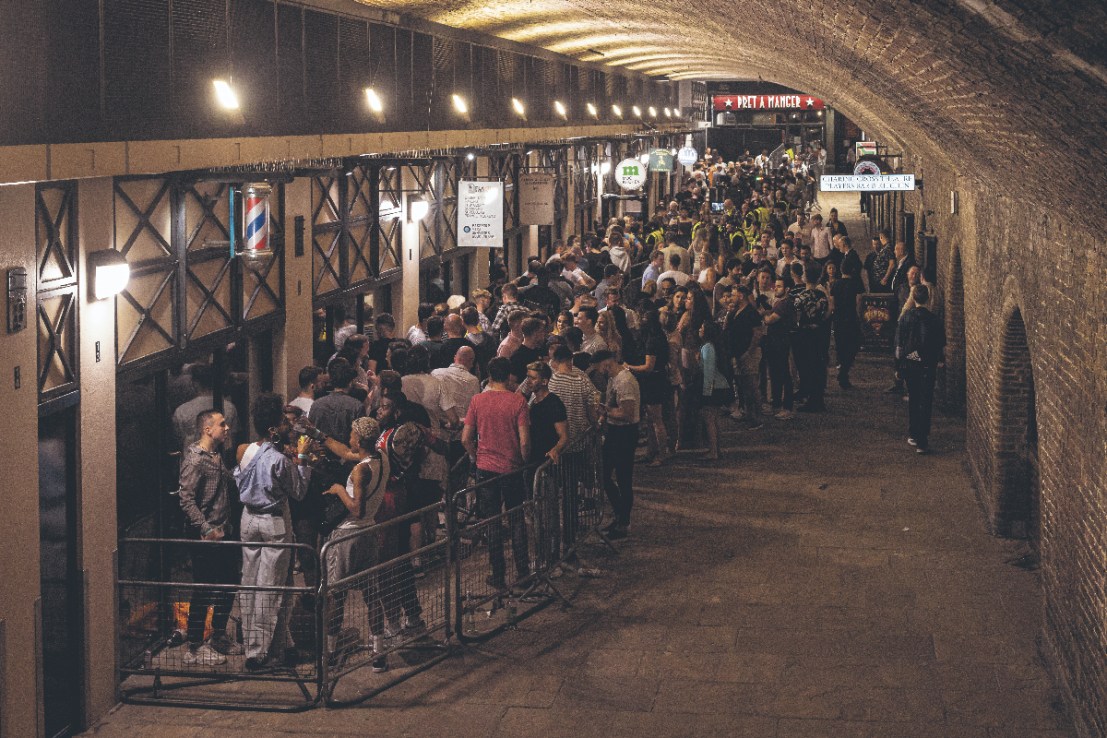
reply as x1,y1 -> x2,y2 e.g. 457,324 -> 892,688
365,88 -> 384,113
452,94 -> 469,114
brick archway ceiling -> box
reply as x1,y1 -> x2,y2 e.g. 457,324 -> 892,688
360,0 -> 1107,215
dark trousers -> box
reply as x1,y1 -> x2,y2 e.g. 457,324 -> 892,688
559,451 -> 584,555
766,340 -> 793,410
602,424 -> 638,526
476,469 -> 530,584
903,361 -> 937,448
187,537 -> 238,646
835,321 -> 861,382
791,330 -> 826,407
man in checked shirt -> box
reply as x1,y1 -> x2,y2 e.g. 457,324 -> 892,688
177,409 -> 244,666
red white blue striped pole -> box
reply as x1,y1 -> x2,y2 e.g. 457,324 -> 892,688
240,182 -> 272,262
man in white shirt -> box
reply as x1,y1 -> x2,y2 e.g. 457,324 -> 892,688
657,253 -> 691,287
288,366 -> 323,415
560,252 -> 595,290
808,214 -> 833,263
431,345 -> 481,479
407,303 -> 434,345
660,241 -> 692,278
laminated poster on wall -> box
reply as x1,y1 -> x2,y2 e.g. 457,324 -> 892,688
458,180 -> 504,248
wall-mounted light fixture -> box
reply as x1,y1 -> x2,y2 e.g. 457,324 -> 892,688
632,105 -> 642,118
647,106 -> 657,118
212,79 -> 240,110
554,100 -> 567,119
88,249 -> 130,301
511,97 -> 526,118
586,102 -> 598,118
365,88 -> 384,114
452,94 -> 469,115
612,104 -> 623,118
408,198 -> 430,223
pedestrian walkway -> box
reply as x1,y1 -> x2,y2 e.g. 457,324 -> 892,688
83,357 -> 1073,737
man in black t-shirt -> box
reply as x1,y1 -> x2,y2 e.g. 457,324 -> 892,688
791,265 -> 830,412
509,318 -> 546,388
367,313 -> 396,373
831,258 -> 863,389
526,362 -> 568,464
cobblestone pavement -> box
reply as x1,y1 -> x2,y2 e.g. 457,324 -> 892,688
83,195 -> 1074,738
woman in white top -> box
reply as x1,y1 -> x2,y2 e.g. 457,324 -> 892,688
311,416 -> 391,673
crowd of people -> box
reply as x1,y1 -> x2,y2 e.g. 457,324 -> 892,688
173,147 -> 945,675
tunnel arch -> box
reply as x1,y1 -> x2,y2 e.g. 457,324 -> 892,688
991,301 -> 1039,546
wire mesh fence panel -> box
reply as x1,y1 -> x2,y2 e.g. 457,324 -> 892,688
452,466 -> 564,643
117,537 -> 323,711
320,503 -> 451,706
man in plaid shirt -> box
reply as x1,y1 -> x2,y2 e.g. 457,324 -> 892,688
490,283 -> 529,340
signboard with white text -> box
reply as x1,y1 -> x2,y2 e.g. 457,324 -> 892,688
519,172 -> 555,225
458,180 -> 503,247
820,174 -> 916,192
677,147 -> 699,167
712,94 -> 825,111
648,149 -> 674,173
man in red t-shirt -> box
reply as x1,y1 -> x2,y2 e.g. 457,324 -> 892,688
462,356 -> 531,588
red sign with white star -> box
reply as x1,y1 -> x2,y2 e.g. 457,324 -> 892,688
712,94 -> 825,111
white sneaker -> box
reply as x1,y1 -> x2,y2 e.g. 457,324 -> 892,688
183,643 -> 227,667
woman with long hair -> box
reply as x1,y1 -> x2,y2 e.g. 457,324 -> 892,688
676,288 -> 711,448
699,320 -> 731,460
552,309 -> 574,336
626,308 -> 672,466
595,310 -> 622,361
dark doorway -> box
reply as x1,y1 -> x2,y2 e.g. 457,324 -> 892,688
945,247 -> 966,411
38,406 -> 83,738
995,309 -> 1039,551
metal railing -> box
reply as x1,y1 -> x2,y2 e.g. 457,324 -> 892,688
117,430 -> 610,711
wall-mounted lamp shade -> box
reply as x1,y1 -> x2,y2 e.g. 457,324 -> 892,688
612,104 -> 623,118
511,97 -> 526,116
586,102 -> 598,118
89,249 -> 130,300
554,100 -> 567,118
365,88 -> 384,113
452,94 -> 469,114
409,199 -> 430,222
212,79 -> 240,110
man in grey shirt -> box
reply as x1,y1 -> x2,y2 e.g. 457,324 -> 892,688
177,409 -> 241,666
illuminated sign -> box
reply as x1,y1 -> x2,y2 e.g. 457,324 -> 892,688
712,94 -> 825,111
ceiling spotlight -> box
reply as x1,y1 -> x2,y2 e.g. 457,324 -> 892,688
632,105 -> 642,118
612,104 -> 623,118
586,102 -> 598,118
648,106 -> 657,118
212,79 -> 240,110
452,94 -> 469,114
365,88 -> 384,113
554,100 -> 567,118
466,152 -> 475,161
512,97 -> 526,117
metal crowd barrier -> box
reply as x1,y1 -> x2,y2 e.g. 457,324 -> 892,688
117,436 -> 612,711
318,502 -> 451,707
118,537 -> 324,711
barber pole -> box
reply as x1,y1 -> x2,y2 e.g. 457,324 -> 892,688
240,182 -> 272,261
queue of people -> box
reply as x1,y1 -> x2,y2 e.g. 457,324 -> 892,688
174,150 -> 944,675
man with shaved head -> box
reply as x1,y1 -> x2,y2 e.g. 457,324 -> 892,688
432,345 -> 482,478
435,313 -> 469,370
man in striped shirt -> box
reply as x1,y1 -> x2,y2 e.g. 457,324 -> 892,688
548,345 -> 601,560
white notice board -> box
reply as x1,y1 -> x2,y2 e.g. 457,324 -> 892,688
820,174 -> 916,192
519,172 -> 555,225
459,181 -> 504,248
